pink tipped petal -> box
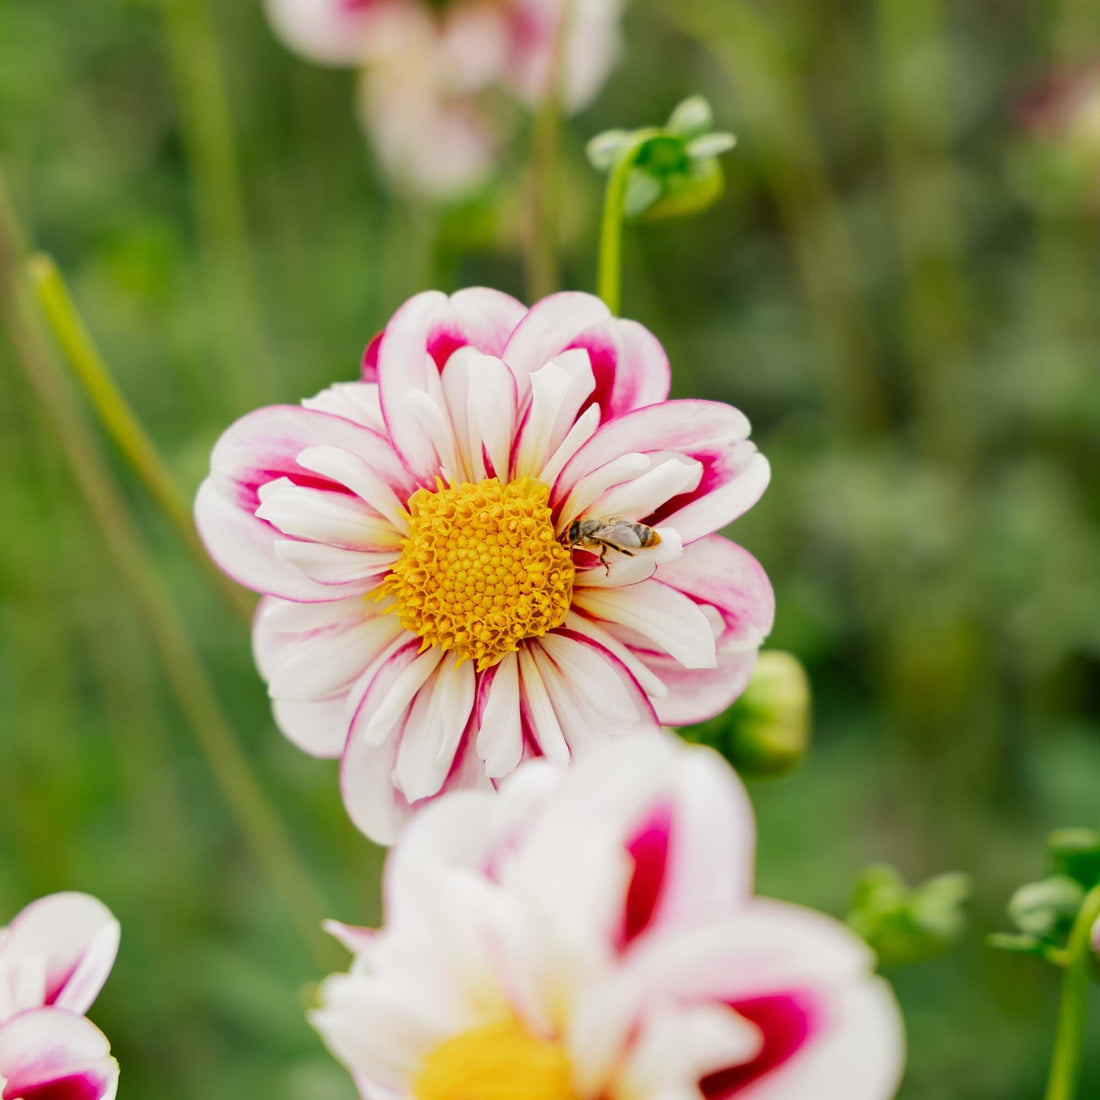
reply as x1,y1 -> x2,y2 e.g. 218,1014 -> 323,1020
301,381 -> 386,433
439,350 -> 519,481
341,728 -> 413,846
255,478 -> 402,552
394,657 -> 477,802
638,536 -> 775,725
264,0 -> 379,66
553,401 -> 767,544
272,696 -> 349,759
378,289 -> 525,480
502,294 -> 669,419
511,350 -> 596,478
0,1009 -> 117,1100
703,981 -> 905,1100
475,654 -> 524,779
573,579 -> 718,671
1,896 -> 119,1015
195,406 -> 413,600
622,1003 -> 763,1100
323,921 -> 377,956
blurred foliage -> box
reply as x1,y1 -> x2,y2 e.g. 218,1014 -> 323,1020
2,0 -> 1100,1098
848,864 -> 971,969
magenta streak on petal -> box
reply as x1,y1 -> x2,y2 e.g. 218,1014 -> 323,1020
700,991 -> 818,1098
361,330 -> 384,383
11,1074 -> 110,1100
645,446 -> 728,528
568,332 -> 618,424
427,329 -> 469,372
340,0 -> 377,11
619,801 -> 673,948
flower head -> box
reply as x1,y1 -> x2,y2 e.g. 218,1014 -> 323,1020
263,0 -> 624,196
312,734 -> 905,1099
197,289 -> 773,842
0,893 -> 120,1100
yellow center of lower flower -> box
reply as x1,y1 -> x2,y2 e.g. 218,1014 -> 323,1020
414,1020 -> 579,1100
383,477 -> 574,671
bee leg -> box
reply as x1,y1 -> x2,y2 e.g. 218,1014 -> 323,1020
619,548 -> 635,557
598,543 -> 611,576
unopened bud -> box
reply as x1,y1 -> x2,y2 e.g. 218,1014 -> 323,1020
667,95 -> 713,139
1047,828 -> 1100,889
1008,876 -> 1085,938
724,651 -> 811,776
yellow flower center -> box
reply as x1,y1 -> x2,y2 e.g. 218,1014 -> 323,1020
383,477 -> 574,671
414,1020 -> 579,1100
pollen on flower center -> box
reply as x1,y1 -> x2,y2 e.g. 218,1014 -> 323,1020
383,477 -> 574,671
414,1019 -> 579,1100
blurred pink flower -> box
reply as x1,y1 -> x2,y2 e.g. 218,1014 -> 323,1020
263,0 -> 624,196
312,734 -> 905,1100
0,893 -> 120,1100
196,289 -> 773,842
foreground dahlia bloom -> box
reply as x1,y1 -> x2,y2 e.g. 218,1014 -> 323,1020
264,0 -> 623,195
313,735 -> 905,1099
0,893 -> 120,1100
196,289 -> 773,841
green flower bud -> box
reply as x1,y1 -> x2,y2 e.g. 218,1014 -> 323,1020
587,95 -> 737,224
1047,828 -> 1100,889
847,864 -> 971,969
726,651 -> 812,776
1007,876 -> 1085,939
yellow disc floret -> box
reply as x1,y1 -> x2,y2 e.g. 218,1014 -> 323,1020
383,477 -> 574,671
414,1019 -> 579,1100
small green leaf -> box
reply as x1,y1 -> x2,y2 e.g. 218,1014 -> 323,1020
667,95 -> 714,139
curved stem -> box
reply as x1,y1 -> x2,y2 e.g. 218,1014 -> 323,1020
596,129 -> 658,315
1045,884 -> 1100,1100
28,253 -> 254,625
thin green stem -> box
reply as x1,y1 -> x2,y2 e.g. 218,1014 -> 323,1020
27,253 -> 254,626
1044,885 -> 1100,1100
0,175 -> 336,973
597,129 -> 658,315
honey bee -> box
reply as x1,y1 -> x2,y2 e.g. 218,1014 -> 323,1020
563,516 -> 662,573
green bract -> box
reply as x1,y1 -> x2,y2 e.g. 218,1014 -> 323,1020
847,864 -> 971,969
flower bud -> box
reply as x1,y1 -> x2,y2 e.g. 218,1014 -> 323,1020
847,865 -> 971,969
586,95 -> 737,223
725,650 -> 812,776
1007,875 -> 1085,939
1047,827 -> 1100,889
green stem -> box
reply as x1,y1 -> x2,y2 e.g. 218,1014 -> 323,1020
1045,885 -> 1100,1100
597,129 -> 658,315
27,253 -> 254,626
0,174 -> 336,973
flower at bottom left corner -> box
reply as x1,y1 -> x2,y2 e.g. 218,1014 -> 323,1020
0,893 -> 121,1100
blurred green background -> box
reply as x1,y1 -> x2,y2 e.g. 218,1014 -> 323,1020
3,0 -> 1100,1096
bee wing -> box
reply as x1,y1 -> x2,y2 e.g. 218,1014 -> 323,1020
601,523 -> 645,549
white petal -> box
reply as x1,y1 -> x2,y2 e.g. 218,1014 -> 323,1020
512,350 -> 595,479
517,646 -> 570,763
586,457 -> 702,523
476,653 -> 524,778
360,648 -> 447,748
395,657 -> 477,802
556,453 -> 651,532
273,540 -> 398,587
256,477 -> 402,550
573,580 -> 718,669
302,381 -> 386,432
296,446 -> 411,532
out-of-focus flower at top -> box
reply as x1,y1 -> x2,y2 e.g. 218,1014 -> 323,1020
264,0 -> 625,197
1010,60 -> 1100,216
312,734 -> 906,1100
0,893 -> 120,1100
195,289 -> 773,842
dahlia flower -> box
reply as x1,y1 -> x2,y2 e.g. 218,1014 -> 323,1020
197,289 -> 773,841
312,734 -> 905,1099
263,0 -> 623,195
0,893 -> 120,1100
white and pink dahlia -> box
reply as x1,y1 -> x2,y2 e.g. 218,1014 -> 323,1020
263,0 -> 624,195
312,734 -> 905,1100
0,893 -> 120,1100
196,289 -> 773,842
